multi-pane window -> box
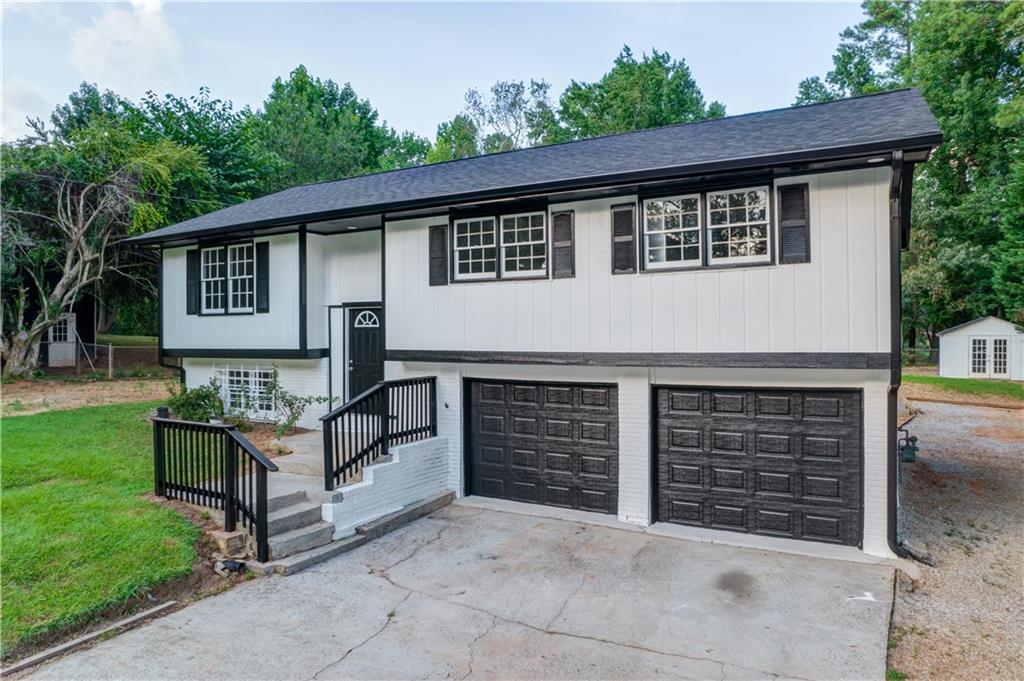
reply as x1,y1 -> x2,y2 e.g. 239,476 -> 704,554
221,366 -> 275,420
707,187 -> 770,264
500,212 -> 546,276
643,195 -> 701,269
201,247 -> 226,312
50,315 -> 71,343
453,217 -> 497,280
993,338 -> 1008,376
971,338 -> 988,375
227,243 -> 255,313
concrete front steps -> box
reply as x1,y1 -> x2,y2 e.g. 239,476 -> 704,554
251,490 -> 454,576
265,492 -> 335,561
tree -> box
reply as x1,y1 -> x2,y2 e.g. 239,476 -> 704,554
993,153 -> 1024,322
250,65 -> 397,190
1,120 -> 208,376
464,80 -> 558,151
555,47 -> 725,140
378,129 -> 431,170
426,114 -> 480,163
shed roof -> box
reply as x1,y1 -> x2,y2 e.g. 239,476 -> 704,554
937,316 -> 1023,336
132,88 -> 941,245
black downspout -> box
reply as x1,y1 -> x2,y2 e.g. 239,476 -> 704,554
298,225 -> 308,352
156,245 -> 186,385
888,151 -> 910,558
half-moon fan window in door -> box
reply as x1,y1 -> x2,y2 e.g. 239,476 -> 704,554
353,310 -> 380,328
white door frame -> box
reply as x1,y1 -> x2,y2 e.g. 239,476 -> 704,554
47,313 -> 76,367
969,335 -> 1012,378
990,337 -> 1010,378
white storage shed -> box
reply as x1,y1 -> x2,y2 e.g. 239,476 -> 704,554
938,316 -> 1024,380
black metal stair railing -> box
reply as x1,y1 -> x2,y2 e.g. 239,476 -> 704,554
320,376 -> 437,491
152,417 -> 279,562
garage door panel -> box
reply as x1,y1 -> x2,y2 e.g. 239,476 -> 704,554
656,387 -> 862,547
469,380 -> 619,515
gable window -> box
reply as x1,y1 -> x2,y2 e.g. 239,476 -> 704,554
707,186 -> 770,264
500,212 -> 546,277
201,247 -> 226,312
220,366 -> 275,420
227,243 -> 255,312
643,195 -> 701,269
453,217 -> 497,280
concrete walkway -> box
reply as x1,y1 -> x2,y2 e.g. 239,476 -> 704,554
26,505 -> 894,680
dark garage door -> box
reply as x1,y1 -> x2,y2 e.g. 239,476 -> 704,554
468,380 -> 619,514
655,387 -> 862,546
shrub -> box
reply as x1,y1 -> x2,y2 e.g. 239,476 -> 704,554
266,369 -> 330,438
167,379 -> 224,422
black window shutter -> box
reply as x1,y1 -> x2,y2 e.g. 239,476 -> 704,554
186,249 -> 199,315
611,204 -> 637,274
551,210 -> 575,279
778,184 -> 811,264
428,224 -> 448,286
255,241 -> 270,313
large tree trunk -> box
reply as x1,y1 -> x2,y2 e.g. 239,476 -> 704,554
2,332 -> 44,379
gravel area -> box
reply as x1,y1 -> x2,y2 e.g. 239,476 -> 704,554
0,379 -> 173,416
890,401 -> 1024,680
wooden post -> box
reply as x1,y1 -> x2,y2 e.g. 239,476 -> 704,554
107,343 -> 113,379
380,385 -> 390,458
323,422 -> 333,491
223,431 -> 237,532
256,467 -> 269,562
153,420 -> 166,496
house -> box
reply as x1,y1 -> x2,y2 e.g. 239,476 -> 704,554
937,316 -> 1023,380
131,89 -> 942,561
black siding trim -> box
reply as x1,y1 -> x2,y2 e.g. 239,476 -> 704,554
298,225 -> 308,350
386,349 -> 891,370
887,152 -> 907,558
163,348 -> 329,359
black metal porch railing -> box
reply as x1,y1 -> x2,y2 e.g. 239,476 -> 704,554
152,417 -> 279,562
320,376 -> 437,491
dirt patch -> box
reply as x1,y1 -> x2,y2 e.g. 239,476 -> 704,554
1,379 -> 174,417
899,382 -> 1023,409
233,423 -> 310,457
3,496 -> 254,669
889,402 -> 1024,680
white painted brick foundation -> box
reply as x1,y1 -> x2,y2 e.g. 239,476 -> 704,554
182,358 -> 330,430
386,361 -> 896,558
321,436 -> 450,539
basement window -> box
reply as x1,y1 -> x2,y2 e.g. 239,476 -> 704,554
220,366 -> 275,420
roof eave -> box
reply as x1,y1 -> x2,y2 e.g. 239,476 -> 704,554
128,132 -> 943,247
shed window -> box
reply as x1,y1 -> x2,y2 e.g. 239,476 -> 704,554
227,243 -> 255,313
707,187 -> 770,264
201,247 -> 226,313
643,195 -> 701,269
500,212 -> 546,276
453,217 -> 497,280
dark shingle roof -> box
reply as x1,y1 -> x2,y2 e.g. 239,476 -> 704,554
133,88 -> 941,244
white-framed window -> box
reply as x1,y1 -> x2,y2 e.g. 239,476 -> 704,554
970,338 -> 988,375
707,186 -> 771,265
49,314 -> 71,343
201,247 -> 226,313
992,338 -> 1009,376
643,195 -> 702,269
227,243 -> 255,313
453,217 -> 497,280
500,212 -> 547,277
219,366 -> 275,420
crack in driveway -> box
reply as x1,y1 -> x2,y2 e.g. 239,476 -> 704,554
307,591 -> 412,680
459,616 -> 498,680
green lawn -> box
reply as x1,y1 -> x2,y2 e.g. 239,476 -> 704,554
1,401 -> 198,658
96,333 -> 158,347
903,373 -> 1024,402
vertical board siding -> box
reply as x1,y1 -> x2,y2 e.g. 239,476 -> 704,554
385,168 -> 891,356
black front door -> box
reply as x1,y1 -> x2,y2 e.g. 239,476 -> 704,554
348,307 -> 383,398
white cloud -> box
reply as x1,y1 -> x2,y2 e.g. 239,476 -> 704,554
69,0 -> 183,97
1,80 -> 51,141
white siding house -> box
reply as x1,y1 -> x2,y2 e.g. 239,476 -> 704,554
938,316 -> 1024,380
135,89 -> 944,559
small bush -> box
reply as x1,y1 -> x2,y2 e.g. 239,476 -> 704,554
167,379 -> 224,422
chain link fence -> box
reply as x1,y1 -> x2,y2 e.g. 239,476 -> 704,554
39,340 -> 175,378
902,346 -> 939,367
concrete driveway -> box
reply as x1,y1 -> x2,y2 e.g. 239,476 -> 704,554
27,504 -> 894,680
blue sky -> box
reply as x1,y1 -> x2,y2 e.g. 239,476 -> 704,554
2,2 -> 865,141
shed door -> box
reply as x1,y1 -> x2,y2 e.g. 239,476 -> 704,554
467,380 -> 619,514
655,387 -> 863,546
969,337 -> 990,377
47,313 -> 76,367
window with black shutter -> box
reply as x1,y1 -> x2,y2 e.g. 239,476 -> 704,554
778,184 -> 810,264
428,224 -> 448,286
611,203 -> 637,274
551,210 -> 575,279
185,249 -> 199,315
255,241 -> 270,312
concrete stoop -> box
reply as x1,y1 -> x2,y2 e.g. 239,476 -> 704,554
250,490 -> 455,576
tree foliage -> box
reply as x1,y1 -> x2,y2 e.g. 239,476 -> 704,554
797,0 -> 1024,339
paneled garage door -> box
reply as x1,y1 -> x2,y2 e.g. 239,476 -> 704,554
655,387 -> 862,546
467,380 -> 619,514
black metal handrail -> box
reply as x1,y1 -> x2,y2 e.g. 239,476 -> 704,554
320,376 -> 437,491
152,417 -> 279,562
